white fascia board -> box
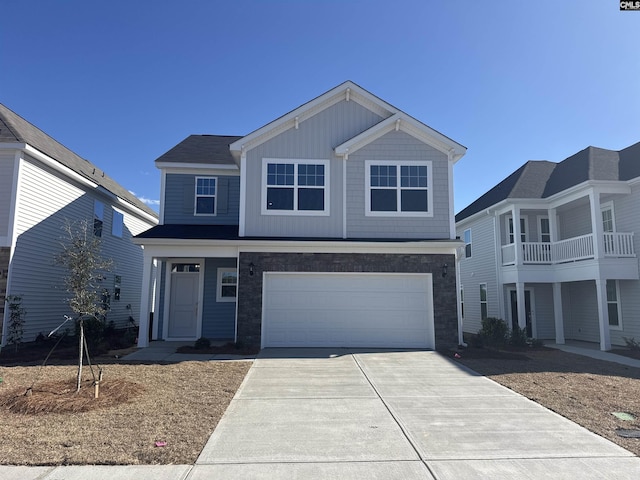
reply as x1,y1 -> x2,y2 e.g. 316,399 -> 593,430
335,113 -> 466,162
156,162 -> 239,172
229,81 -> 395,156
134,237 -> 462,255
21,143 -> 157,225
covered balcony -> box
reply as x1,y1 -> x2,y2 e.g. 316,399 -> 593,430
502,232 -> 636,265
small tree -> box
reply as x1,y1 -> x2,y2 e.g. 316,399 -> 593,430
55,219 -> 112,392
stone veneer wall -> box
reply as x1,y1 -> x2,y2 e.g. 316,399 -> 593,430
236,252 -> 457,350
0,247 -> 10,339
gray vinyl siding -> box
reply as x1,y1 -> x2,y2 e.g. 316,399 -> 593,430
457,215 -> 498,334
243,98 -> 386,237
347,130 -> 451,239
201,258 -> 237,340
164,174 -> 240,225
559,203 -> 592,239
0,153 -> 15,242
8,154 -> 155,342
562,281 -> 600,343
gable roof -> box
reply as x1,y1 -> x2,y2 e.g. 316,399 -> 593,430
456,142 -> 640,223
229,81 -> 466,161
0,103 -> 158,219
154,134 -> 242,166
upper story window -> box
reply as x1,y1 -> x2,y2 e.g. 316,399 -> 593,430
365,160 -> 432,216
195,177 -> 217,215
464,229 -> 472,258
601,203 -> 615,233
538,217 -> 550,243
112,209 -> 124,238
93,201 -> 104,237
262,159 -> 329,215
506,216 -> 527,243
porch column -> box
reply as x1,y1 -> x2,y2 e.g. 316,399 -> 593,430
552,282 -> 565,344
589,191 -> 604,259
137,250 -> 155,348
516,282 -> 527,331
513,206 -> 522,265
595,277 -> 612,351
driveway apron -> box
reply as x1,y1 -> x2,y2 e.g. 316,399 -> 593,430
194,349 -> 640,479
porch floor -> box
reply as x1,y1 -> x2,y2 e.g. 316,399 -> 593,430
545,340 -> 640,369
122,341 -> 256,362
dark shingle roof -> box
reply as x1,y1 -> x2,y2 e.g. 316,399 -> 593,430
456,142 -> 640,223
155,135 -> 242,165
0,103 -> 157,219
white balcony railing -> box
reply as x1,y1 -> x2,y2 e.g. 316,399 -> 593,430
501,232 -> 635,265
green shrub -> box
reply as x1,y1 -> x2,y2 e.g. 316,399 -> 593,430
509,326 -> 528,348
479,317 -> 508,348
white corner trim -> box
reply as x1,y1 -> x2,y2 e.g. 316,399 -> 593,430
159,170 -> 166,225
239,152 -> 247,237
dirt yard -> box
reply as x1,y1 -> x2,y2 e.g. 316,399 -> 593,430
454,347 -> 640,456
0,359 -> 250,465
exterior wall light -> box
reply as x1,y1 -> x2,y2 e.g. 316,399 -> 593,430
249,262 -> 255,276
442,263 -> 448,278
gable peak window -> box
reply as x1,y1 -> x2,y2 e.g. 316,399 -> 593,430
262,159 -> 329,215
365,160 -> 432,216
195,177 -> 216,215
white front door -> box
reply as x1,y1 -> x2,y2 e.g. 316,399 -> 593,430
168,272 -> 200,339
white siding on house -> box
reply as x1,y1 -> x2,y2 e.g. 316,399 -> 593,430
558,202 -> 592,239
562,281 -> 600,343
457,215 -> 498,334
7,154 -> 154,342
0,153 -> 16,244
532,283 -> 555,339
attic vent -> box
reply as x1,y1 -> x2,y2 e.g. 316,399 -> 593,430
346,88 -> 350,102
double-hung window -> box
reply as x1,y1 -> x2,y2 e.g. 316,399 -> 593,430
93,201 -> 104,237
365,160 -> 432,216
217,268 -> 238,302
464,229 -> 472,258
262,159 -> 329,214
506,216 -> 527,243
195,177 -> 216,215
606,280 -> 622,328
480,283 -> 488,320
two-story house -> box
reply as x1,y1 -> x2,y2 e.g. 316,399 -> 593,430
0,103 -> 158,346
134,81 -> 466,350
456,142 -> 640,351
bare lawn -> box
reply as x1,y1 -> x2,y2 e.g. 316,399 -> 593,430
455,348 -> 640,456
0,359 -> 250,465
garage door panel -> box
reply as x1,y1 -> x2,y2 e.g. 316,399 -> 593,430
263,273 -> 434,349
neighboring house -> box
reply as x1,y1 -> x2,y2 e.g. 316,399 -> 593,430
0,104 -> 158,346
134,81 -> 467,350
456,142 -> 640,351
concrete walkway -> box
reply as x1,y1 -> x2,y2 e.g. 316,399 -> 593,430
3,347 -> 640,479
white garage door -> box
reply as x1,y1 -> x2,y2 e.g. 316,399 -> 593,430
262,272 -> 434,349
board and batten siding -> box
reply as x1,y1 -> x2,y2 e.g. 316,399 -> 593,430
457,215 -> 498,334
8,154 -> 154,342
163,174 -> 240,225
347,130 -> 451,239
0,153 -> 16,244
243,98 -> 386,237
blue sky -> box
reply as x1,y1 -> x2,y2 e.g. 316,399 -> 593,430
1,1 -> 638,214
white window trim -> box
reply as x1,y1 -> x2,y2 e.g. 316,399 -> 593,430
195,176 -> 217,216
261,158 -> 330,216
505,215 -> 528,243
607,279 -> 623,330
480,283 -> 488,320
601,201 -> 616,233
216,267 -> 238,302
537,215 -> 550,243
365,160 -> 433,217
111,209 -> 124,238
464,228 -> 472,258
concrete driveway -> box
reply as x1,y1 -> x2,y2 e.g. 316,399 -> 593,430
193,349 -> 640,479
